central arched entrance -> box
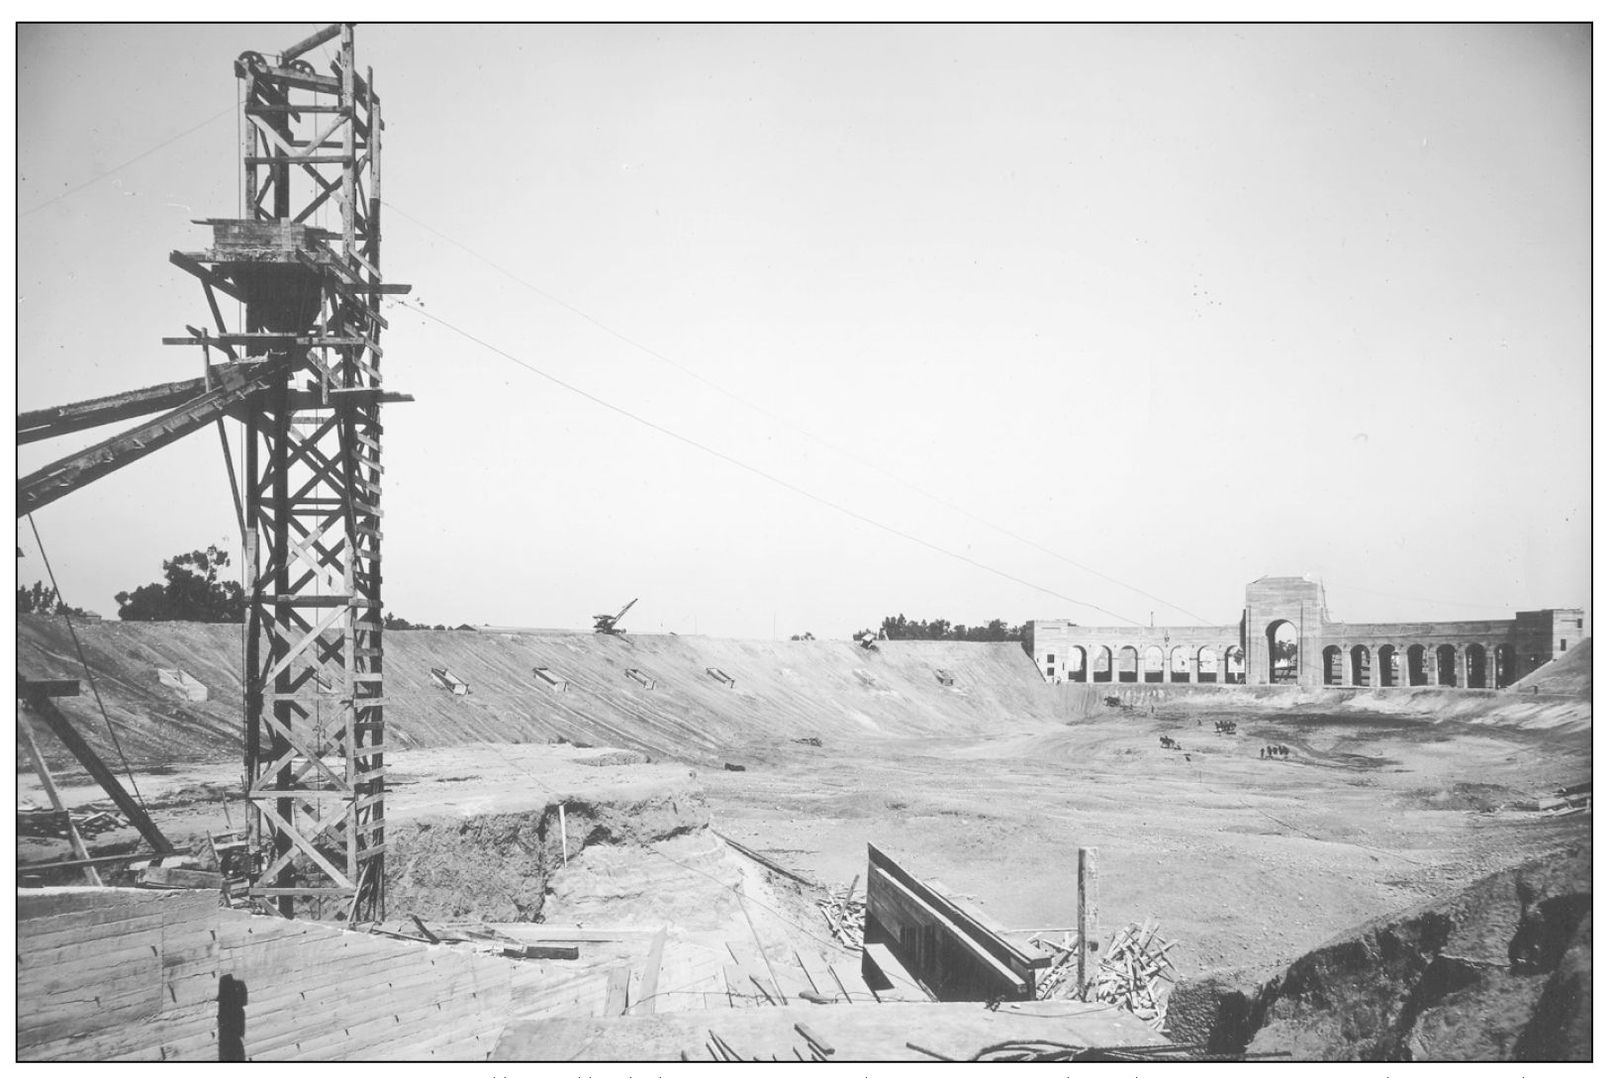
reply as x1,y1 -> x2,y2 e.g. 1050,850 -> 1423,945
1267,620 -> 1298,683
1117,645 -> 1140,683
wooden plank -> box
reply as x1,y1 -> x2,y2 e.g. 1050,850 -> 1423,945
1077,847 -> 1097,1000
866,862 -> 1026,999
637,927 -> 667,1015
723,964 -> 762,1007
487,927 -> 653,943
865,843 -> 1045,1002
141,865 -> 225,890
827,960 -> 863,1004
20,912 -> 166,954
604,965 -> 631,1016
17,684 -> 176,857
861,943 -> 932,1003
17,852 -> 151,875
502,944 -> 580,960
714,831 -> 817,887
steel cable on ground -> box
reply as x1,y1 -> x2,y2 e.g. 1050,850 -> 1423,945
23,514 -> 152,812
393,297 -> 1142,627
381,199 -> 1208,626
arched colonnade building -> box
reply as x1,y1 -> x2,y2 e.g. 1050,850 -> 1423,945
1032,576 -> 1583,690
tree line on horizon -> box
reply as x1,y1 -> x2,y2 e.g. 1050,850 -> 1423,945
21,544 -> 471,629
870,614 -> 1033,643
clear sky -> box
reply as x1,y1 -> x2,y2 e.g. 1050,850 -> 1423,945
15,22 -> 1592,639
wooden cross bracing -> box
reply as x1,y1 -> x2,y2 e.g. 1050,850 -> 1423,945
215,25 -> 398,920
16,25 -> 406,921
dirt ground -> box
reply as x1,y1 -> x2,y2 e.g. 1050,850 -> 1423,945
20,688 -> 1589,992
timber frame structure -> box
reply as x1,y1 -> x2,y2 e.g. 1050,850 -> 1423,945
17,24 -> 408,921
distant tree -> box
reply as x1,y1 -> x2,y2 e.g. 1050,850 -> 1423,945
876,614 -> 1025,643
382,612 -> 422,630
115,546 -> 244,622
790,632 -> 816,641
16,581 -> 87,617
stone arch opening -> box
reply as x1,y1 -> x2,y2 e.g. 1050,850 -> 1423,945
1196,646 -> 1217,683
1322,645 -> 1344,686
1435,644 -> 1458,687
1142,645 -> 1165,684
1225,646 -> 1245,684
1464,643 -> 1488,689
1117,645 -> 1139,684
1267,620 -> 1298,683
1169,646 -> 1192,683
1406,644 -> 1428,687
1091,645 -> 1113,683
1378,645 -> 1398,687
1495,644 -> 1516,689
1066,645 -> 1088,683
1350,644 -> 1371,687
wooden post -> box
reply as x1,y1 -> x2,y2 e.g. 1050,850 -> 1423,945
17,679 -> 175,858
16,712 -> 102,886
559,802 -> 569,867
1076,847 -> 1097,1000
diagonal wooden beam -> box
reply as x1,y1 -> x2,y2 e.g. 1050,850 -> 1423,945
18,362 -> 283,515
17,677 -> 175,858
253,807 -> 354,890
17,366 -> 261,445
261,603 -> 349,685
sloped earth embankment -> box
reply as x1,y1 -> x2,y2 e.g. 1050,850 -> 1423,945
1168,843 -> 1590,1061
16,615 -> 1052,768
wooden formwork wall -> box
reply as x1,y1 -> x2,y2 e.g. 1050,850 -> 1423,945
862,844 -> 1045,1003
16,887 -> 615,1061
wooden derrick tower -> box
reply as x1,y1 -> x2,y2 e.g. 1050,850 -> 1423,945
172,24 -> 408,919
18,24 -> 407,920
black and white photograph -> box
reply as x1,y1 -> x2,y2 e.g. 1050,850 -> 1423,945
14,17 -> 1592,1065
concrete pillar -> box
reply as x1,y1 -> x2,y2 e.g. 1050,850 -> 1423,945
1369,645 -> 1382,688
1216,652 -> 1228,684
1485,647 -> 1498,690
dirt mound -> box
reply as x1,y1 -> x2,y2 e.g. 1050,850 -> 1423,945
1507,638 -> 1591,698
16,616 -> 1057,768
389,793 -> 706,922
1204,843 -> 1590,1061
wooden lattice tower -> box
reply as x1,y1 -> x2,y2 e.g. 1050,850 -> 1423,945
171,24 -> 407,919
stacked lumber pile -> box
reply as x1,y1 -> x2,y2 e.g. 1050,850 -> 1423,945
16,806 -> 125,839
1085,921 -> 1177,1031
816,878 -> 865,951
